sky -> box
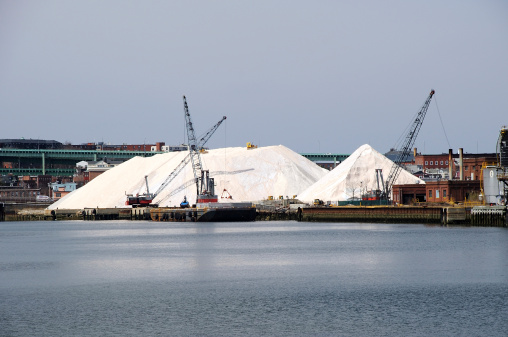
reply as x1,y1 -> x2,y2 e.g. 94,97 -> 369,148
1,0 -> 507,155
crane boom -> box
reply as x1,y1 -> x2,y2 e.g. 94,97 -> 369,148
127,98 -> 225,207
183,95 -> 203,196
153,154 -> 192,198
152,115 -> 226,201
198,116 -> 226,150
156,169 -> 253,205
385,89 -> 435,200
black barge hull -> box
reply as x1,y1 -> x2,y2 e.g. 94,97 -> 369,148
150,205 -> 256,222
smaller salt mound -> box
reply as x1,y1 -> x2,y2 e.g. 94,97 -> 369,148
298,144 -> 424,203
48,145 -> 327,209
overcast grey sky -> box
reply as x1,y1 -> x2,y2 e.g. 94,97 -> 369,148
1,0 -> 507,154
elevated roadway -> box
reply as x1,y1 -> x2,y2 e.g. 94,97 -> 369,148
0,148 -> 164,176
300,153 -> 349,168
0,148 -> 349,176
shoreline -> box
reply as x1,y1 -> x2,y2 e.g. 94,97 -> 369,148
1,203 -> 506,227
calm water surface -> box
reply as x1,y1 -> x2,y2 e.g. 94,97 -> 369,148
1,220 -> 507,336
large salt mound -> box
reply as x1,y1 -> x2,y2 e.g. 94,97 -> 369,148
298,144 -> 424,203
48,145 -> 327,209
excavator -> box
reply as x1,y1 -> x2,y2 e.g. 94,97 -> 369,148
125,175 -> 155,207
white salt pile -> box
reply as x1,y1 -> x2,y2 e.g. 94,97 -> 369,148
298,144 -> 424,203
48,145 -> 328,209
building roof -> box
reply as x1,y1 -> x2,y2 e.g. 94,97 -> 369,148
0,139 -> 62,149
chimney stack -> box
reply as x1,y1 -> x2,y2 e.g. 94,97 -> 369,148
448,149 -> 453,180
459,148 -> 464,180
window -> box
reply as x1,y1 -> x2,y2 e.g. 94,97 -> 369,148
429,190 -> 432,198
425,161 -> 428,165
56,193 -> 61,197
440,161 -> 444,165
445,161 -> 448,165
430,161 -> 433,165
465,166 -> 468,171
443,190 -> 447,198
436,190 -> 440,198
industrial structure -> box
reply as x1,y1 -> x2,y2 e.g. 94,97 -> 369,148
383,89 -> 435,200
482,127 -> 508,205
125,97 -> 227,207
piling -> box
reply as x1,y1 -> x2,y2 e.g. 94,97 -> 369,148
471,206 -> 507,227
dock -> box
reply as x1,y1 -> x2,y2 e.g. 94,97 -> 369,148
1,203 -> 506,227
300,205 -> 507,226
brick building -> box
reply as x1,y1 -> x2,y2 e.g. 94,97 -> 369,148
393,148 -> 494,204
424,180 -> 481,203
0,187 -> 41,203
413,148 -> 496,181
392,184 -> 426,204
393,180 -> 482,205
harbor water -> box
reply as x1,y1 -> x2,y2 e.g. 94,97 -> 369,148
1,220 -> 507,336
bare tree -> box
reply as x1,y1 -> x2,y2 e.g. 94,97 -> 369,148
345,172 -> 361,201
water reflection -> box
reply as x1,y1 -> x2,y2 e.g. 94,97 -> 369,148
1,221 -> 507,336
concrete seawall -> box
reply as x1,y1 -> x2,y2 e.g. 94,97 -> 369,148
1,203 -> 52,221
300,205 -> 508,226
302,206 -> 445,224
1,204 -> 506,227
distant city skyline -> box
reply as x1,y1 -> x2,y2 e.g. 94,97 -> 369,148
1,0 -> 507,154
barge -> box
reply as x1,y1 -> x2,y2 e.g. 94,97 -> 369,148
150,202 -> 257,222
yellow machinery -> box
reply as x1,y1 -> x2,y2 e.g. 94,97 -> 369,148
313,199 -> 324,206
268,196 -> 273,200
246,142 -> 258,149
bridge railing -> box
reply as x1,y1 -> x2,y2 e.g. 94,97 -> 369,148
0,168 -> 76,176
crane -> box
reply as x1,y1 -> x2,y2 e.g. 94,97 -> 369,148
155,168 -> 254,206
375,168 -> 385,198
125,175 -> 155,207
151,115 -> 226,202
183,95 -> 218,204
126,112 -> 226,207
384,89 -> 435,201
